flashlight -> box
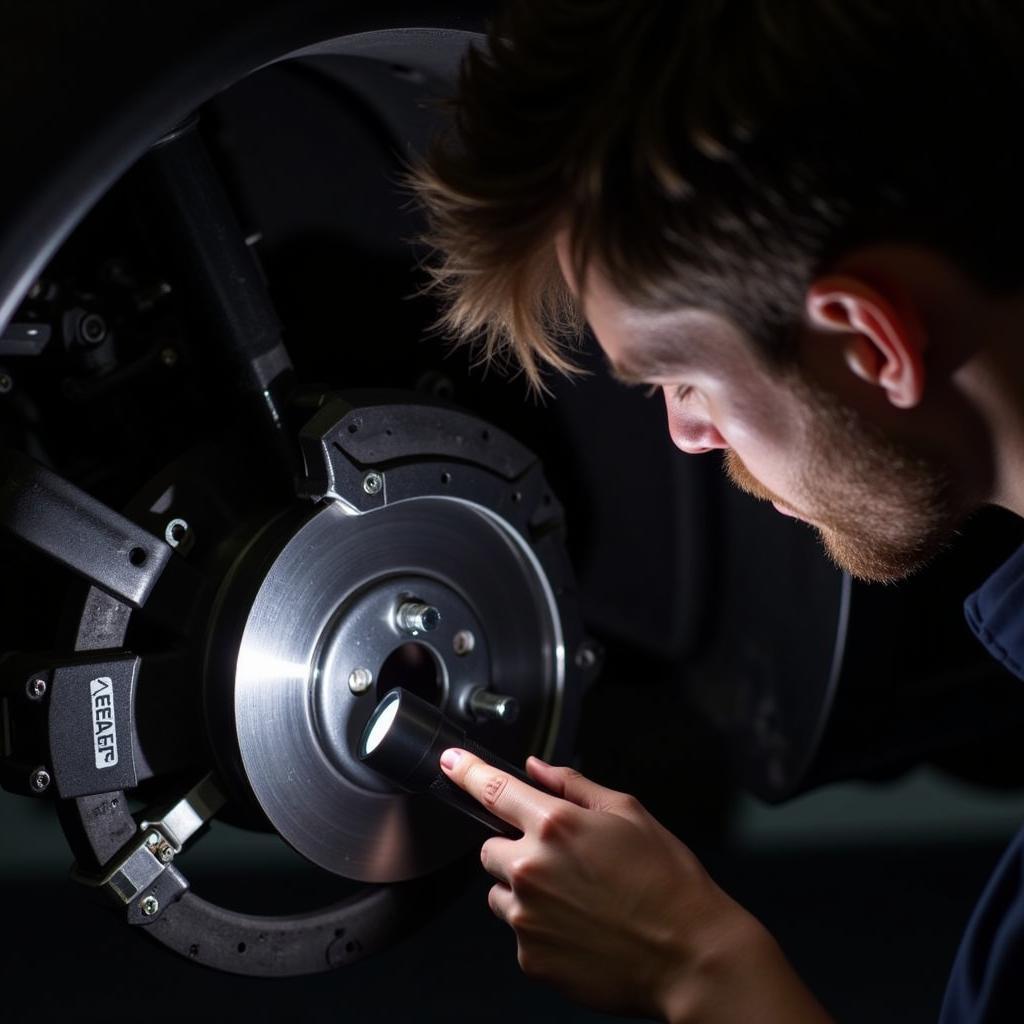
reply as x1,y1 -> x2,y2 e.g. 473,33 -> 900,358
359,687 -> 542,838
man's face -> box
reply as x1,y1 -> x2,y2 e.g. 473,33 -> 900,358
560,244 -> 962,583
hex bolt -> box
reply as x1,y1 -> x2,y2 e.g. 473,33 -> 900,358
26,677 -> 47,700
29,768 -> 51,793
140,896 -> 160,917
396,602 -> 441,634
452,630 -> 476,656
467,688 -> 520,724
362,471 -> 383,496
348,668 -> 374,695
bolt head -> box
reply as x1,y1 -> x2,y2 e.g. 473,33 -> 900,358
397,601 -> 441,634
145,832 -> 161,848
362,472 -> 383,496
348,668 -> 374,695
492,696 -> 518,722
575,643 -> 600,671
140,896 -> 160,917
157,846 -> 175,864
453,630 -> 476,656
29,768 -> 51,793
26,677 -> 47,700
79,313 -> 107,345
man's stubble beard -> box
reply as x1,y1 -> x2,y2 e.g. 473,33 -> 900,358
723,373 -> 962,584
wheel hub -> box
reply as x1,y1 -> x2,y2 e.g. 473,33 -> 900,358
224,491 -> 565,882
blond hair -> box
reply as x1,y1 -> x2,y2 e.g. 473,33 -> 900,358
413,1 -> 1024,391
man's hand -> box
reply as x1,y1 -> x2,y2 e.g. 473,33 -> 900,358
440,749 -> 833,1024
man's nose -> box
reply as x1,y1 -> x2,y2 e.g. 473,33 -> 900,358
664,393 -> 729,454
669,413 -> 730,454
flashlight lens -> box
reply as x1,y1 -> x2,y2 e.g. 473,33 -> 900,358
362,691 -> 400,755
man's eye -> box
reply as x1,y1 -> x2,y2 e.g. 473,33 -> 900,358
673,385 -> 692,403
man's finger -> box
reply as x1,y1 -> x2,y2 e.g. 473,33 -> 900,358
526,756 -> 620,812
480,836 -> 517,885
440,748 -> 560,831
487,882 -> 515,925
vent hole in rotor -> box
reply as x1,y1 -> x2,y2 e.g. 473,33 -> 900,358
377,642 -> 443,706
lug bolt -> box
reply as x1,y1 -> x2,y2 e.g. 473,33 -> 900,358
348,668 -> 374,695
362,471 -> 383,495
26,677 -> 47,700
396,602 -> 441,634
140,896 -> 160,917
467,689 -> 520,724
453,630 -> 476,656
29,768 -> 51,793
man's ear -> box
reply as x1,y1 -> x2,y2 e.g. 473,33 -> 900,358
806,275 -> 926,409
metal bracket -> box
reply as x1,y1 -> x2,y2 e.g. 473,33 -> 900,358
296,396 -> 565,539
73,773 -> 226,921
0,449 -> 207,635
1,652 -> 140,798
0,449 -> 172,607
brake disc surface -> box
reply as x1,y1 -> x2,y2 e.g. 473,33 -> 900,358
231,494 -> 564,882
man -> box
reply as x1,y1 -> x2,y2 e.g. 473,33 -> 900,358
412,2 -> 1024,1020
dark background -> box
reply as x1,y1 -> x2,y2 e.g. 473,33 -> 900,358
4,773 -> 1023,1022
3,5 -> 1024,1022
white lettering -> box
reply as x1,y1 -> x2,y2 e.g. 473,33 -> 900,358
90,677 -> 119,769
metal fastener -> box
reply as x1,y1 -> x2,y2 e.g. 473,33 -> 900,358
79,313 -> 108,346
140,896 -> 160,917
0,372 -> 12,395
157,845 -> 175,864
29,768 -> 51,793
362,471 -> 383,496
396,602 -> 441,634
26,677 -> 47,700
575,641 -> 601,671
348,668 -> 374,695
453,630 -> 476,656
165,518 -> 189,548
467,689 -> 520,724
145,832 -> 161,848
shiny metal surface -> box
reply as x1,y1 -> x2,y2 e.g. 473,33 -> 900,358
232,496 -> 563,882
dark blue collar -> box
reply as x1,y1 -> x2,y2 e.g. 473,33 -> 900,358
964,543 -> 1024,682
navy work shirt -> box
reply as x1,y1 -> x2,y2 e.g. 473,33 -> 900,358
940,543 -> 1024,1022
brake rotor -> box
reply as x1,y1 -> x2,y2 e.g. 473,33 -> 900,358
208,396 -> 583,883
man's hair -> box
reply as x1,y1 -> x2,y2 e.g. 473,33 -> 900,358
413,1 -> 1024,390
